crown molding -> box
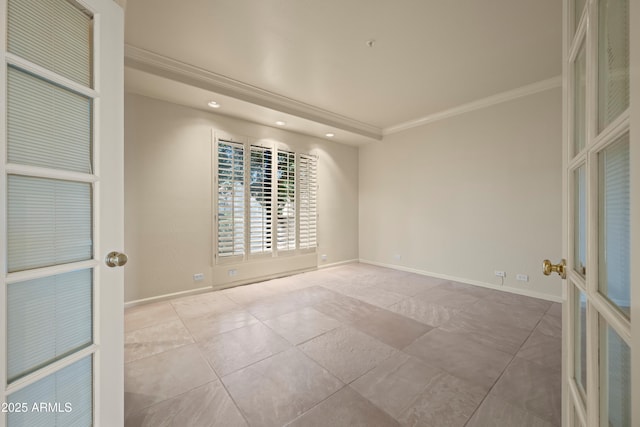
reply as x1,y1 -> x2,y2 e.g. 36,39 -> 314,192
124,44 -> 383,140
383,75 -> 562,135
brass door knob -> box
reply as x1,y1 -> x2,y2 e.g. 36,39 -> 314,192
542,259 -> 566,279
105,251 -> 128,268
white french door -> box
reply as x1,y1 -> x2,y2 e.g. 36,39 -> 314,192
0,0 -> 124,426
560,0 -> 638,425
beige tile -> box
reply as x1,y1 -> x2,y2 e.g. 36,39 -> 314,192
264,307 -> 341,345
319,278 -> 374,295
337,286 -> 406,308
171,292 -> 240,319
298,327 -> 396,383
546,302 -> 562,318
125,344 -> 216,419
439,310 -> 531,355
222,348 -> 343,427
259,275 -> 316,294
398,369 -> 486,427
182,309 -> 259,342
516,329 -> 561,372
221,283 -> 280,306
313,293 -> 379,324
414,287 -> 480,309
388,298 -> 461,327
198,322 -> 290,376
125,302 -> 179,333
246,286 -> 340,321
287,386 -> 400,427
437,281 -> 497,298
491,357 -> 561,425
374,273 -> 446,296
466,394 -> 554,427
463,299 -> 544,331
484,291 -> 552,313
315,294 -> 431,349
404,329 -> 512,391
125,318 -> 194,363
536,313 -> 562,338
125,380 -> 247,427
351,353 -> 442,418
350,307 -> 432,349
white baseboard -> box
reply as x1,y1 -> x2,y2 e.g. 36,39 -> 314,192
318,258 -> 359,269
124,285 -> 214,309
359,259 -> 563,303
125,264 -> 325,308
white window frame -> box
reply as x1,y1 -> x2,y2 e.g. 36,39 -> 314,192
212,131 -> 318,265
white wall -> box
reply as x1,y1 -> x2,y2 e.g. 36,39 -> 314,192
124,93 -> 359,302
359,88 -> 564,300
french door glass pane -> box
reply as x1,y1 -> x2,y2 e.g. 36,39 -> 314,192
7,0 -> 92,87
600,322 -> 630,427
8,66 -> 92,173
8,175 -> 93,272
574,165 -> 587,276
574,288 -> 587,396
598,135 -> 630,316
574,42 -> 587,155
7,356 -> 93,427
8,269 -> 92,382
598,0 -> 629,131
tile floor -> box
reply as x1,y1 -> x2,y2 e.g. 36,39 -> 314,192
124,263 -> 561,427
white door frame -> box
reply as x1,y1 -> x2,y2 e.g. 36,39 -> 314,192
0,0 -> 124,425
562,0 -> 638,425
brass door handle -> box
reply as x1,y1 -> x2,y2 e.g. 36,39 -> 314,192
542,259 -> 566,279
105,251 -> 128,268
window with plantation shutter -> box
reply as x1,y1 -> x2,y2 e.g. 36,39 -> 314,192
217,140 -> 245,258
298,154 -> 318,250
277,150 -> 296,251
250,146 -> 273,254
215,138 -> 316,261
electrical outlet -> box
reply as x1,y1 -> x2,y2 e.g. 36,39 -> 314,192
494,270 -> 506,278
321,254 -> 327,262
516,274 -> 529,282
193,273 -> 204,281
228,269 -> 237,277
394,254 -> 402,261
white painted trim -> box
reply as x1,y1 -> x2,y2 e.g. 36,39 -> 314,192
6,163 -> 99,183
124,285 -> 214,309
383,76 -> 563,135
359,259 -> 563,303
318,259 -> 359,269
124,44 -> 382,140
6,260 -> 99,284
125,264 -> 325,308
4,345 -> 97,396
6,53 -> 98,99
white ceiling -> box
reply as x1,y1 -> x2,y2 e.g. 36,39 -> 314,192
124,0 -> 561,143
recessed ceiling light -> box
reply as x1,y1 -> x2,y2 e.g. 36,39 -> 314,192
325,133 -> 335,138
207,101 -> 220,108
275,120 -> 286,126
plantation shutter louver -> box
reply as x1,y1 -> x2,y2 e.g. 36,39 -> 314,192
250,146 -> 273,254
277,150 -> 296,251
298,154 -> 318,250
217,140 -> 245,258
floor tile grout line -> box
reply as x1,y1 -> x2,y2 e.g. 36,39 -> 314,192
462,310 -> 551,427
191,325 -> 254,427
